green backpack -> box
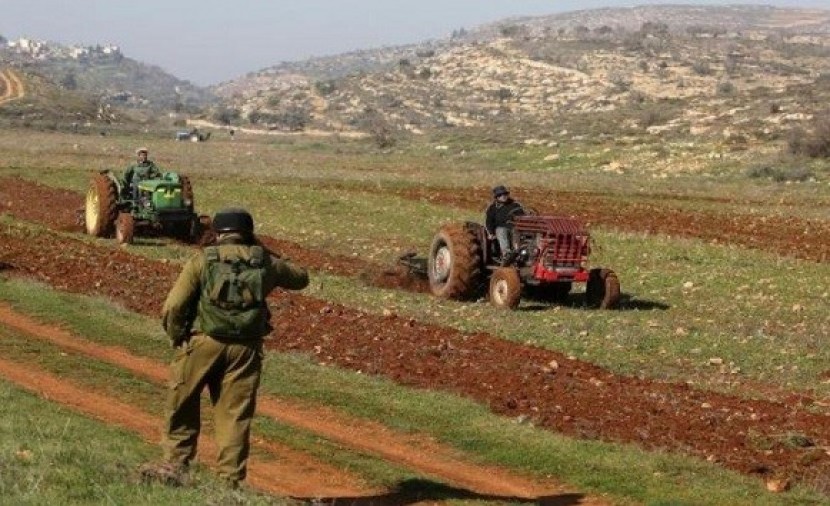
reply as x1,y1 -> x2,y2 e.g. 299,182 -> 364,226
197,245 -> 268,340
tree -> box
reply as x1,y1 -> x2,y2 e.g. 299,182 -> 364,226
60,71 -> 78,90
213,107 -> 241,125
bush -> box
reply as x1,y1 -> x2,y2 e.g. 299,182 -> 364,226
212,107 -> 241,125
692,60 -> 713,76
716,81 -> 736,96
359,109 -> 396,149
788,113 -> 830,158
314,80 -> 337,96
746,162 -> 814,182
608,71 -> 631,92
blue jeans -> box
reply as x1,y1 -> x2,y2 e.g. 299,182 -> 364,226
495,227 -> 513,256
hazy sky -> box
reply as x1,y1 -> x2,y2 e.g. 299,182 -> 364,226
1,1 -> 826,85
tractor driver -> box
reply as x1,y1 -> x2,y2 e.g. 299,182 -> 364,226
123,147 -> 162,198
485,185 -> 525,265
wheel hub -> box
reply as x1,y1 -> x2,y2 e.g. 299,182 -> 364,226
492,280 -> 508,305
432,246 -> 452,283
85,188 -> 99,233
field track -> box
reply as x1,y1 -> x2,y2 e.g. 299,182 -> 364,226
1,175 -> 829,492
0,355 -> 374,498
0,68 -> 25,105
0,303 -> 582,502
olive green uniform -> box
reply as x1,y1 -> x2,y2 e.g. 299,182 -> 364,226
124,161 -> 162,186
161,236 -> 308,482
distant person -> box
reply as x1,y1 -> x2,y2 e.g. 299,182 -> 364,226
229,128 -> 235,140
123,147 -> 162,196
146,208 -> 310,488
485,185 -> 525,265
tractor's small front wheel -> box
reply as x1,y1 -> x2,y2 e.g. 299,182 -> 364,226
489,267 -> 522,310
586,268 -> 621,309
115,213 -> 135,244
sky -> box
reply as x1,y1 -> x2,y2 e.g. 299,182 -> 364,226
1,1 -> 827,86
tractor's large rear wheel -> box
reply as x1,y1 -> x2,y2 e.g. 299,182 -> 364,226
115,212 -> 135,244
84,174 -> 118,237
586,268 -> 621,309
489,267 -> 522,309
428,223 -> 483,300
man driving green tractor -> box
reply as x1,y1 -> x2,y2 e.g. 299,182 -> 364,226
123,147 -> 162,199
82,147 -> 209,244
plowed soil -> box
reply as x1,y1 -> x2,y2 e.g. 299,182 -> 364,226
362,184 -> 830,264
1,175 -> 829,493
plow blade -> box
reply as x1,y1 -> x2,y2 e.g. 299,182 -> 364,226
397,252 -> 428,279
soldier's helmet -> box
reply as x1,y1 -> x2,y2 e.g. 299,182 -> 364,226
492,185 -> 509,197
136,147 -> 149,155
212,208 -> 254,234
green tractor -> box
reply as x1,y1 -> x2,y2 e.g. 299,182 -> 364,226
83,170 -> 211,245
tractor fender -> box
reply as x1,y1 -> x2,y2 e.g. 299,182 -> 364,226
99,169 -> 125,197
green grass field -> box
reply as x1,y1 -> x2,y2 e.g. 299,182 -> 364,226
1,127 -> 829,504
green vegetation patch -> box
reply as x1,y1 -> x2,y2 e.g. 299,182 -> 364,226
0,277 -> 826,503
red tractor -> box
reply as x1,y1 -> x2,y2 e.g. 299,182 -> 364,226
401,215 -> 620,310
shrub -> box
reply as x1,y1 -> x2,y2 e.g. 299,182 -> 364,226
746,161 -> 814,182
212,107 -> 241,125
359,109 -> 396,149
788,115 -> 830,158
496,88 -> 514,102
724,55 -> 740,75
716,81 -> 736,96
639,105 -> 672,127
692,60 -> 713,76
608,71 -> 631,92
314,80 -> 337,96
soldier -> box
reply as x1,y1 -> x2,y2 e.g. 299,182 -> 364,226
123,147 -> 162,199
147,208 -> 309,488
485,185 -> 525,265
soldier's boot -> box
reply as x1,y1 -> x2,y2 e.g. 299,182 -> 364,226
137,461 -> 189,487
500,250 -> 517,266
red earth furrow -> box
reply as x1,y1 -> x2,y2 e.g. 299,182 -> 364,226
370,185 -> 830,264
0,355 -> 372,499
0,303 -> 586,501
1,217 -> 829,490
3,175 -> 829,276
0,177 -> 387,280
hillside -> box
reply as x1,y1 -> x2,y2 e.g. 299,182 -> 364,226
212,5 -> 830,150
0,37 -> 212,113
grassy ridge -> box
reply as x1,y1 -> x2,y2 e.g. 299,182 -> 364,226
0,277 -> 827,504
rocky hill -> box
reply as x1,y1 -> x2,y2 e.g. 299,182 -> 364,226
212,5 -> 830,148
0,37 -> 213,113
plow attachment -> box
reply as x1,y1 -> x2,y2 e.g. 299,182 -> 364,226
397,251 -> 428,279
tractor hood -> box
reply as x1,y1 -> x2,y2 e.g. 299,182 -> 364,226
137,179 -> 186,210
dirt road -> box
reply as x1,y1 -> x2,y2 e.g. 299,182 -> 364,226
0,303 -> 593,502
0,68 -> 25,105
